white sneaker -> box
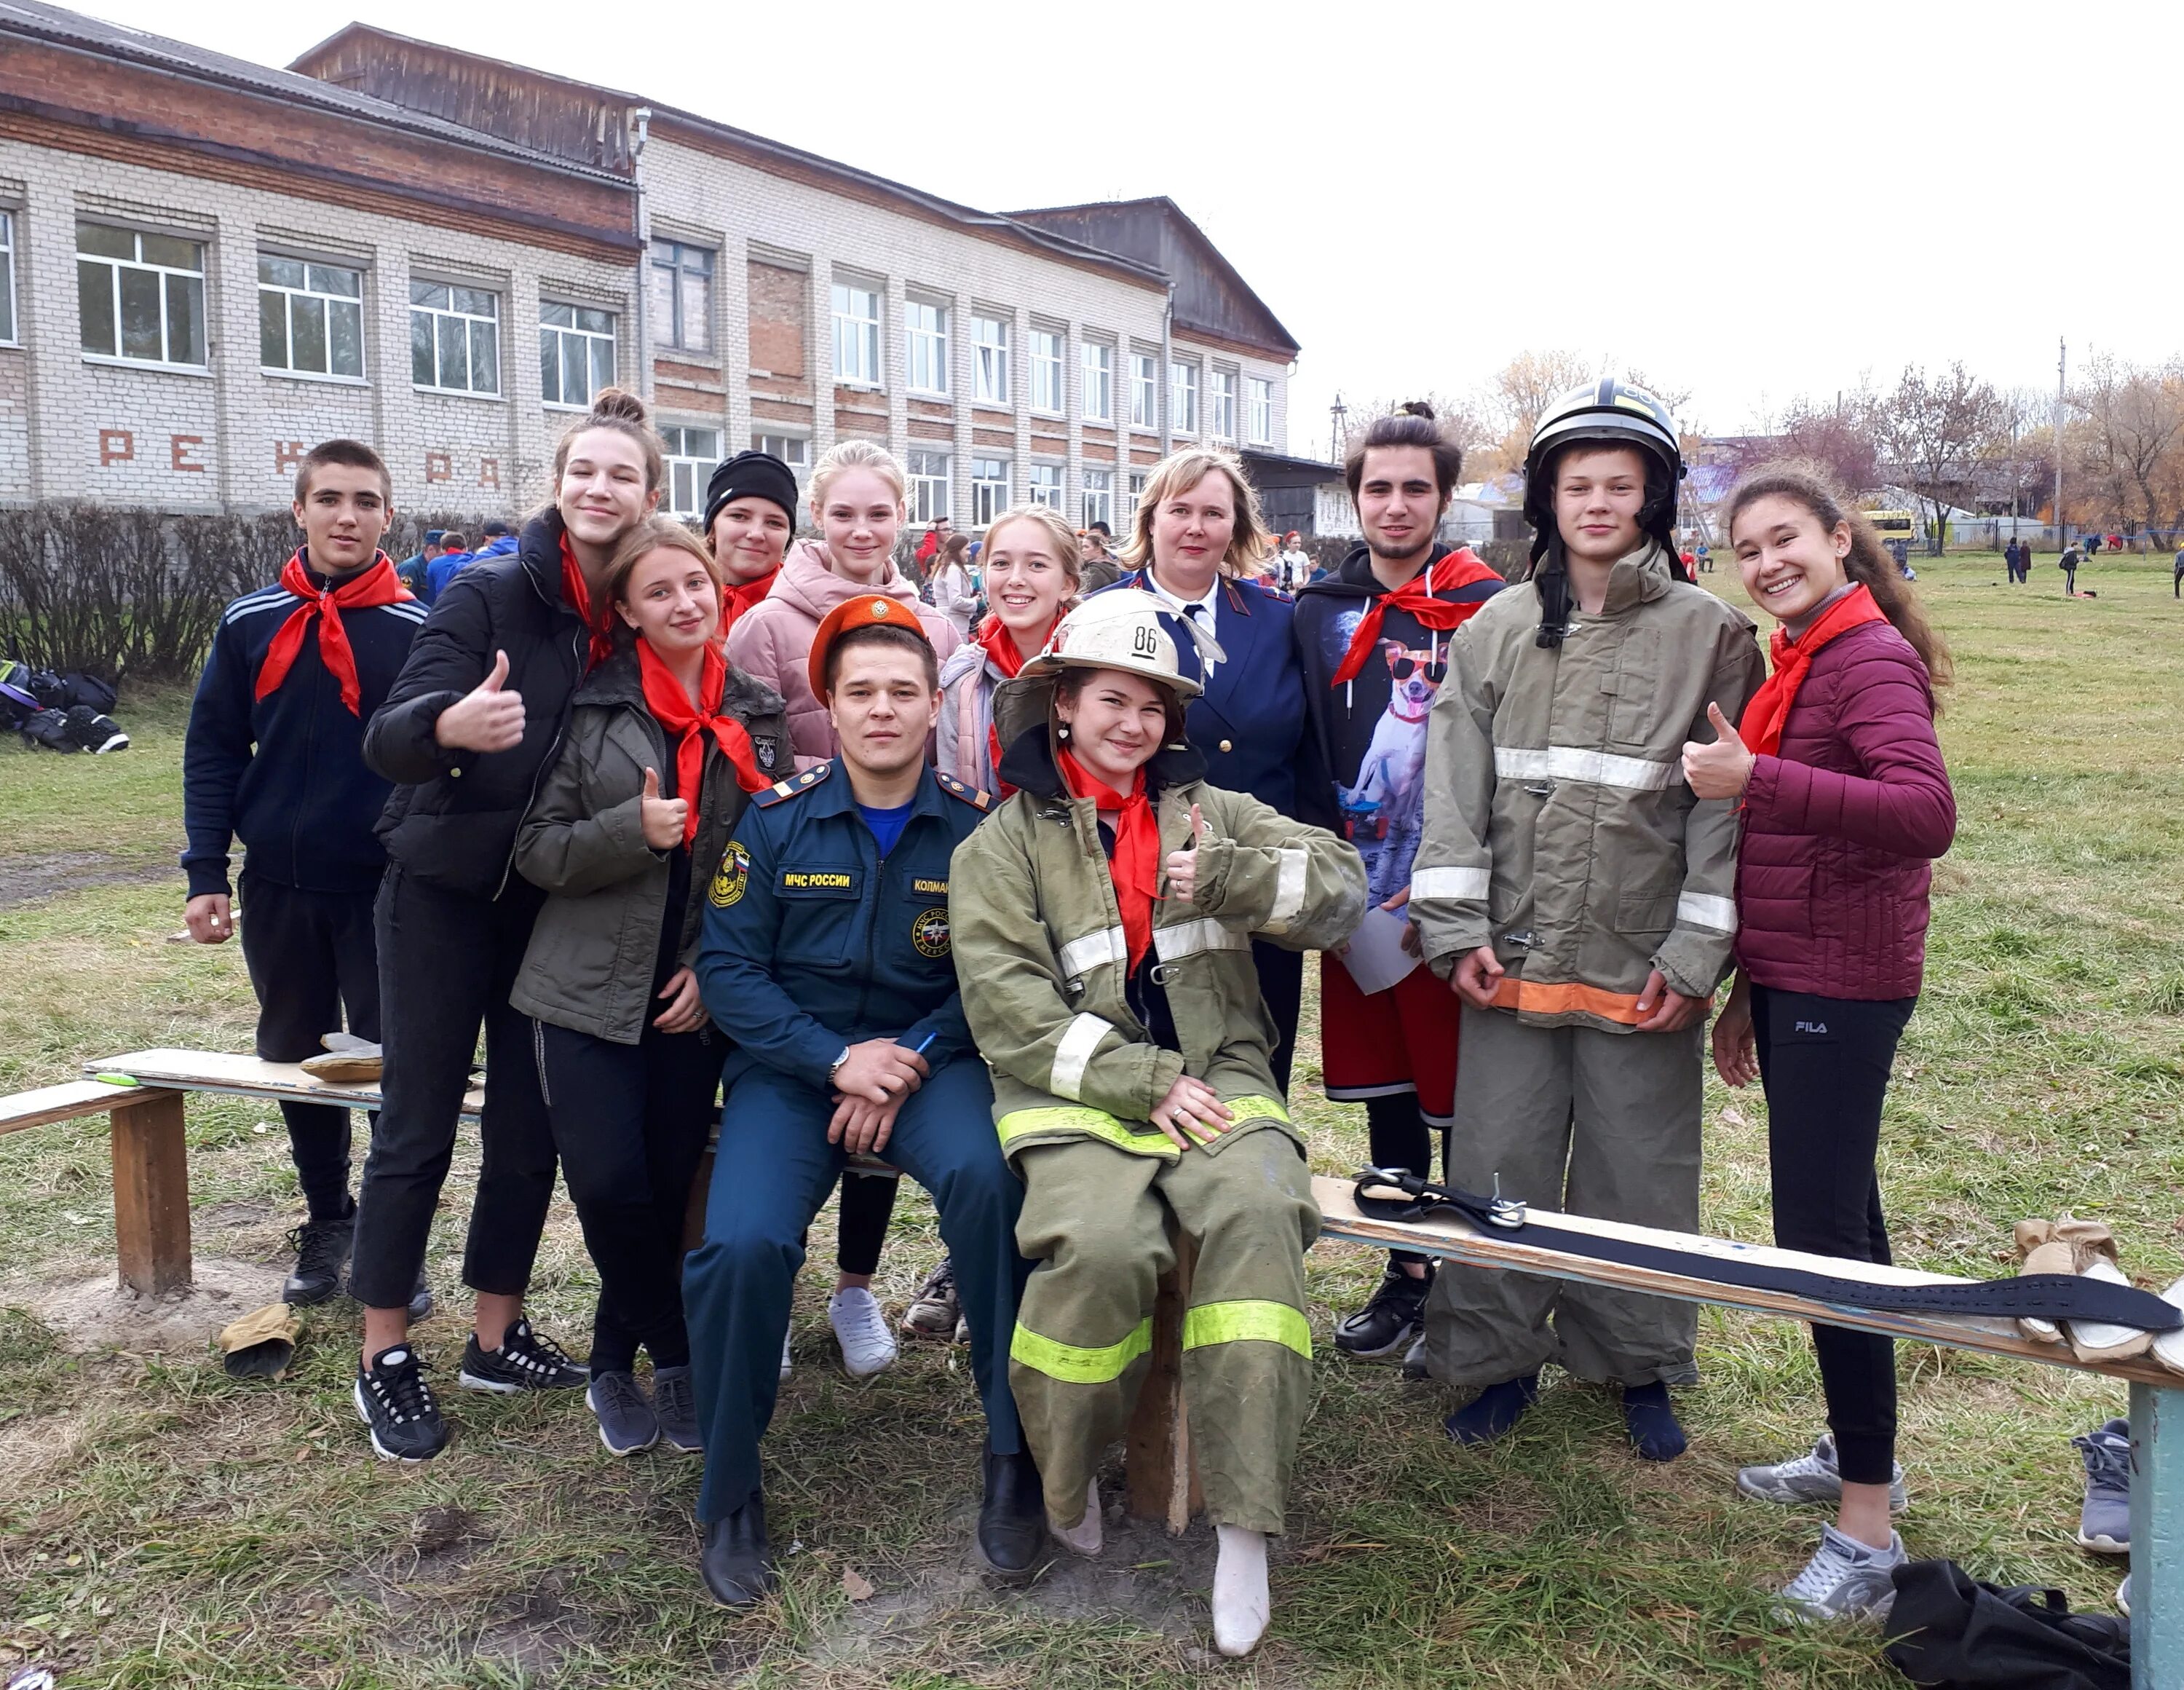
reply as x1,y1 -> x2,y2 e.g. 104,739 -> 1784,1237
1775,1524 -> 1905,1624
828,1287 -> 898,1378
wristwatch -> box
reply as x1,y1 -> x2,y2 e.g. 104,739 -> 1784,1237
828,1046 -> 851,1083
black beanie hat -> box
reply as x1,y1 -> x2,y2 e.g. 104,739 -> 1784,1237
703,450 -> 800,534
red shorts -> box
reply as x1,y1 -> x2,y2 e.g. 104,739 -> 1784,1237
1318,952 -> 1460,1126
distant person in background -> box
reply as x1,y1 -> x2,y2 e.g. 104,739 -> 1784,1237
1079,521 -> 1124,593
2172,542 -> 2183,598
418,532 -> 470,604
474,519 -> 519,564
931,534 -> 980,638
2084,532 -> 2102,558
914,518 -> 952,576
2060,542 -> 2082,596
395,529 -> 446,597
1278,531 -> 1313,592
1696,540 -> 1713,574
2002,538 -> 2021,583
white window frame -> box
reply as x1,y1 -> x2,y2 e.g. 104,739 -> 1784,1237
1130,352 -> 1158,429
1247,376 -> 1274,445
1170,360 -> 1199,436
540,301 -> 617,410
1081,341 -> 1113,423
650,240 -> 715,354
907,449 -> 951,525
831,280 -> 882,387
905,298 -> 949,396
1080,468 -> 1113,530
1124,470 -> 1148,526
1029,462 -> 1064,510
0,212 -> 17,346
973,313 -> 1010,405
1029,328 -> 1064,414
78,223 -> 207,370
752,431 -> 812,489
410,279 -> 501,397
661,425 -> 721,520
1209,368 -> 1238,441
973,455 -> 1011,525
258,254 -> 366,383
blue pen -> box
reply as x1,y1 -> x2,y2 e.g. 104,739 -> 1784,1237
910,1031 -> 938,1058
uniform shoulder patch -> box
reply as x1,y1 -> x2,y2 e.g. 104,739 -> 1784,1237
756,762 -> 831,808
933,771 -> 991,811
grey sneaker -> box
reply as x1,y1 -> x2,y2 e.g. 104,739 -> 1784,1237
653,1364 -> 701,1454
1737,1433 -> 1908,1513
2074,1418 -> 2131,1554
586,1370 -> 657,1457
1775,1525 -> 1905,1624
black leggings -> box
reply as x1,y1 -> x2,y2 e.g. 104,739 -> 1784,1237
1752,984 -> 1917,1486
1367,1091 -> 1445,1268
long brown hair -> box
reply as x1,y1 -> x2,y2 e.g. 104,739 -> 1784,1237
1724,460 -> 1952,698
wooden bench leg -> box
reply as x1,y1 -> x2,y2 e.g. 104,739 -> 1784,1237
111,1091 -> 191,1296
1125,1229 -> 1203,1533
2129,1381 -> 2183,1689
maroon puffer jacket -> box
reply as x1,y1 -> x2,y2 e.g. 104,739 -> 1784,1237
1734,618 -> 1955,999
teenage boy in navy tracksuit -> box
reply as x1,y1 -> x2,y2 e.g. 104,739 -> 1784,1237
183,439 -> 431,1313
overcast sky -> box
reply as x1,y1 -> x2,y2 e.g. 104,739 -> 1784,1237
74,0 -> 2184,450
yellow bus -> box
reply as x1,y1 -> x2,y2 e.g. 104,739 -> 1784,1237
1864,510 -> 1917,543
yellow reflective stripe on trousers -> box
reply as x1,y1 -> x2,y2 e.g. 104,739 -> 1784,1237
1222,1094 -> 1290,1129
995,1105 -> 1176,1158
1011,1315 -> 1153,1383
1180,1300 -> 1313,1359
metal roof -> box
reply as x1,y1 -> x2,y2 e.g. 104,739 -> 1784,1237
1,0 -> 626,183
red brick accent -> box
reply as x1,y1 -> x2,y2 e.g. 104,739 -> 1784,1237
170,435 -> 207,473
273,441 -> 307,473
973,427 -> 1013,448
425,451 -> 452,483
907,418 -> 952,441
1131,447 -> 1161,465
478,457 -> 500,489
1080,439 -> 1117,462
909,398 -> 951,420
746,261 -> 807,388
98,428 -> 134,466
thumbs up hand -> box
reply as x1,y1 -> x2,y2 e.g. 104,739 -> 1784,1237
433,648 -> 527,753
1163,802 -> 1207,904
639,767 -> 689,849
1681,701 -> 1754,800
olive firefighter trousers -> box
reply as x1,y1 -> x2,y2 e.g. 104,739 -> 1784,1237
1423,1006 -> 1704,1393
1009,1118 -> 1320,1537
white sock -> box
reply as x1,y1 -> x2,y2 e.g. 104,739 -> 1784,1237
1053,1477 -> 1102,1557
1212,1524 -> 1270,1657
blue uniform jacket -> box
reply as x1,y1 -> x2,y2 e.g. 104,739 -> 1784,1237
695,758 -> 991,1093
1097,567 -> 1333,829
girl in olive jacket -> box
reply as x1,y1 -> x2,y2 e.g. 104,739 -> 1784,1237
513,518 -> 788,1456
949,591 -> 1366,1659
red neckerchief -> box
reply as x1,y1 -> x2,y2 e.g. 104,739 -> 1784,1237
1329,547 -> 1502,687
255,550 -> 410,715
1739,583 -> 1891,759
976,613 -> 1054,796
1059,746 -> 1160,970
560,534 -> 616,672
635,641 -> 770,847
721,566 -> 780,631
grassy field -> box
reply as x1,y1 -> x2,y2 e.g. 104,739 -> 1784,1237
1,552 -> 2179,1688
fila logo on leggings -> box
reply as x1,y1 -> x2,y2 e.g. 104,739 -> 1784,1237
1793,1020 -> 1830,1035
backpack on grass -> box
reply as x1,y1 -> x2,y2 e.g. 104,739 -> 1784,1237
1883,1558 -> 2128,1689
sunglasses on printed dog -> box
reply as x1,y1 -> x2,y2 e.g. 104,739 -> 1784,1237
1390,657 -> 1447,683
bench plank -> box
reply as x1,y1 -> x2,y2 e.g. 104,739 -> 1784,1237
90,1049 -> 483,1119
1310,1174 -> 2178,1388
0,1078 -> 167,1136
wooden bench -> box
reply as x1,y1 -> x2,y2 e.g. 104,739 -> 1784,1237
15,1050 -> 2178,1684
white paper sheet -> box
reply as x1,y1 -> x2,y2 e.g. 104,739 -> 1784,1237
1337,904 -> 1421,997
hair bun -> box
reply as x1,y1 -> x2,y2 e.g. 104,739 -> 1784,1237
590,387 -> 649,426
1398,400 -> 1436,421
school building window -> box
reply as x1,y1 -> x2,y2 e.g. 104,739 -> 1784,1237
1209,368 -> 1237,441
832,281 -> 880,385
662,425 -> 720,519
1130,352 -> 1158,429
973,455 -> 1010,525
258,256 -> 364,380
908,449 -> 951,524
1080,468 -> 1113,530
906,298 -> 949,395
78,223 -> 205,368
1029,463 -> 1063,510
973,313 -> 1010,404
410,280 -> 499,395
650,241 -> 713,354
1081,341 -> 1112,422
752,431 -> 810,487
1030,328 -> 1064,414
0,213 -> 16,344
1170,360 -> 1198,435
540,302 -> 616,408
1248,376 -> 1274,445
1124,469 -> 1147,524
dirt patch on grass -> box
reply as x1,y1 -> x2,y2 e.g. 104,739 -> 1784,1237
23,1255 -> 285,1354
0,852 -> 171,909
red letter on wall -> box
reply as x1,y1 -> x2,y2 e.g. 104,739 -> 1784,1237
98,428 -> 135,466
479,457 -> 500,490
274,441 -> 307,474
425,451 -> 452,483
171,435 -> 207,473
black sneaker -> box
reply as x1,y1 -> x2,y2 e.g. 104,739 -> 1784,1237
586,1370 -> 658,1456
1334,1260 -> 1433,1360
354,1344 -> 447,1461
653,1364 -> 702,1454
458,1319 -> 589,1393
1400,1332 -> 1431,1381
408,1268 -> 435,1323
283,1208 -> 356,1306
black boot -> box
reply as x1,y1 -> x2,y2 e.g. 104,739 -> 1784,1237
700,1490 -> 775,1606
976,1444 -> 1051,1582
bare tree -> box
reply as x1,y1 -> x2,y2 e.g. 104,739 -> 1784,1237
1339,391 -> 1499,466
1491,350 -> 1597,445
2070,355 -> 2184,545
1762,395 -> 1885,492
1872,363 -> 2005,554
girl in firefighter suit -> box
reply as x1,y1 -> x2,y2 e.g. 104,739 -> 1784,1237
950,591 -> 1366,1658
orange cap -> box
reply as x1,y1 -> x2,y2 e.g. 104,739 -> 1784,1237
807,593 -> 933,700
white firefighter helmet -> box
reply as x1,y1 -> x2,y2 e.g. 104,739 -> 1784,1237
1021,588 -> 1226,700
